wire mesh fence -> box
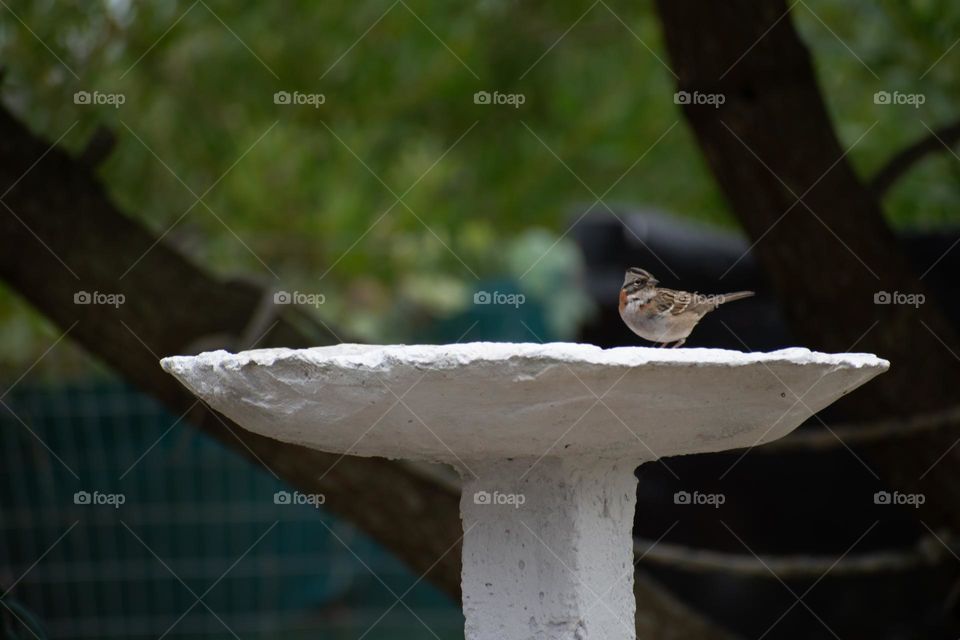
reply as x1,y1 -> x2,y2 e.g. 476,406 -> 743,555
0,380 -> 462,639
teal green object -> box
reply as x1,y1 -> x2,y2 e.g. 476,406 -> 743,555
0,381 -> 461,639
422,278 -> 553,343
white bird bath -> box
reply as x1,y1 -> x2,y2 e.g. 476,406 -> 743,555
161,343 -> 888,640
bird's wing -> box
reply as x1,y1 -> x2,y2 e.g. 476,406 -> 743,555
653,289 -> 696,315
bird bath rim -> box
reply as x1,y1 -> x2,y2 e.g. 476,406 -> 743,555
161,341 -> 888,371
160,342 -> 889,467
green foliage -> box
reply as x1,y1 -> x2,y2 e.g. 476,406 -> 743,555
1,0 -> 959,367
796,0 -> 960,227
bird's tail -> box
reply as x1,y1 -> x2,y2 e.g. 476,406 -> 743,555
715,291 -> 755,305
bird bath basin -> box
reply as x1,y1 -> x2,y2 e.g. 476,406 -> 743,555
161,342 -> 888,640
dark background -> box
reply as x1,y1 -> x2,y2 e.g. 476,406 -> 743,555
2,1 -> 960,638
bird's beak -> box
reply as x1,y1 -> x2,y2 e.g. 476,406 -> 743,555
650,278 -> 659,286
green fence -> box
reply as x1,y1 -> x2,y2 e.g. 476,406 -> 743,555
0,380 -> 462,639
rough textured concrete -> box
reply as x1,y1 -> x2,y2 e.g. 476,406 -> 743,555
161,343 -> 888,465
462,458 -> 638,640
161,342 -> 888,640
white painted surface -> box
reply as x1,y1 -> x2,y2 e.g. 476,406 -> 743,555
161,342 -> 889,465
160,342 -> 888,640
462,458 -> 637,640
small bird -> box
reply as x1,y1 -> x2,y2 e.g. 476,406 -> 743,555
618,267 -> 754,348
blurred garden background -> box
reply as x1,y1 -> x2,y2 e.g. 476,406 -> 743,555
3,1 -> 960,638
5,0 -> 960,359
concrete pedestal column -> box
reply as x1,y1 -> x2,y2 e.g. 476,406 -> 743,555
461,458 -> 638,640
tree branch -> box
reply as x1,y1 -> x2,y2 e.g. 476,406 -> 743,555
870,119 -> 960,198
0,102 -> 465,595
758,404 -> 960,452
636,533 -> 952,577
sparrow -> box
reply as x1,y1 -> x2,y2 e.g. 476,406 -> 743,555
618,267 -> 754,347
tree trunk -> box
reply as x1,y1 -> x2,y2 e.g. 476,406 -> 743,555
653,0 -> 960,525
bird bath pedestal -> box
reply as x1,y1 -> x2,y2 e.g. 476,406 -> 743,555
161,343 -> 887,640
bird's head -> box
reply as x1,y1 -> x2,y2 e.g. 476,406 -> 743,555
623,267 -> 657,289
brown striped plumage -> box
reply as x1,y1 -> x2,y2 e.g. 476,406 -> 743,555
618,268 -> 754,347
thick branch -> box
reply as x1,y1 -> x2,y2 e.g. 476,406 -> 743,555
0,103 -> 465,594
636,534 -> 951,577
759,405 -> 960,453
870,119 -> 960,198
0,104 -> 733,640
